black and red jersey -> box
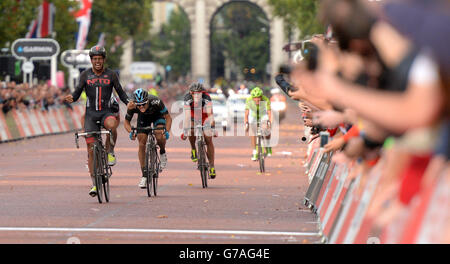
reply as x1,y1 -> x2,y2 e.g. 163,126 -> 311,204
72,68 -> 129,111
183,92 -> 213,121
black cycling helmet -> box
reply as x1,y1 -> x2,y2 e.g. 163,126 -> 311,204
133,88 -> 149,105
189,82 -> 204,92
89,45 -> 106,58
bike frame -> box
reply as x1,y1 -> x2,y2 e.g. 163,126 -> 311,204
132,126 -> 165,196
255,121 -> 265,173
193,124 -> 209,188
75,129 -> 112,203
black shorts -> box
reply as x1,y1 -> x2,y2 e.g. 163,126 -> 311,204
84,109 -> 117,133
136,114 -> 166,134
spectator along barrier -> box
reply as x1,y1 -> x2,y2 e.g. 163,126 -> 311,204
0,104 -> 85,143
303,139 -> 449,244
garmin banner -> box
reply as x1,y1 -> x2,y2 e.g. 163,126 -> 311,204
11,38 -> 60,60
11,38 -> 60,87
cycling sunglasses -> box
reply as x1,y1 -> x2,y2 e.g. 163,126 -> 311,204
135,100 -> 148,106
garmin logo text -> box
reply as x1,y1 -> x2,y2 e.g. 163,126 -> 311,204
11,39 -> 60,60
22,46 -> 54,53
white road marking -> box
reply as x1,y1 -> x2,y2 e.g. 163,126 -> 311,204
0,227 -> 321,237
275,151 -> 292,156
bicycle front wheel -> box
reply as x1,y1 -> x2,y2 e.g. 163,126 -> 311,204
93,144 -> 104,203
102,151 -> 110,202
146,144 -> 153,197
198,141 -> 208,188
201,166 -> 208,188
258,136 -> 265,173
150,146 -> 159,196
153,155 -> 159,196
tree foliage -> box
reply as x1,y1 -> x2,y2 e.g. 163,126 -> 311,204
0,0 -> 39,48
0,0 -> 78,53
268,0 -> 324,39
146,9 -> 191,79
87,0 -> 153,69
211,2 -> 270,82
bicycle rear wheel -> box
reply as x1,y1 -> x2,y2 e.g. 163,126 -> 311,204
93,144 -> 104,203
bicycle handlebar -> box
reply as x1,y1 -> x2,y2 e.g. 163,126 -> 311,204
74,130 -> 112,149
131,126 -> 166,132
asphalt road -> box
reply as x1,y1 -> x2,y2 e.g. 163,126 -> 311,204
0,100 -> 320,244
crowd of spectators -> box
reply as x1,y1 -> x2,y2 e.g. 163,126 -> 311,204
0,76 -> 192,116
0,81 -> 72,114
124,77 -> 190,104
278,0 -> 448,239
0,74 -> 273,117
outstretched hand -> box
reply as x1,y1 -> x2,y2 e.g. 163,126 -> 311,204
313,110 -> 345,128
324,136 -> 345,153
127,101 -> 136,110
64,94 -> 74,103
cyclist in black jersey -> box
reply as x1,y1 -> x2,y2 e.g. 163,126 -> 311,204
124,88 -> 172,189
64,46 -> 131,197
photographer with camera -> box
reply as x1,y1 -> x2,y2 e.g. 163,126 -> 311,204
276,36 -> 337,147
277,35 -> 358,153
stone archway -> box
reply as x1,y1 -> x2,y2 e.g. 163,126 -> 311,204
174,0 -> 285,87
120,0 -> 285,87
210,1 -> 270,83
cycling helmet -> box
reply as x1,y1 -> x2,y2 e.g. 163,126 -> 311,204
250,87 -> 263,98
133,88 -> 149,105
189,82 -> 204,93
89,45 -> 107,58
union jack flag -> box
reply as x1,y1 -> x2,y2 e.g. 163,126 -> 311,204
25,1 -> 55,38
74,0 -> 93,50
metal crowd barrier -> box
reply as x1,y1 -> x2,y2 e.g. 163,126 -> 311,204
302,137 -> 449,244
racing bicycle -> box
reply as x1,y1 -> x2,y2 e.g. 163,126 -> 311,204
132,126 -> 165,197
194,124 -> 210,188
75,125 -> 112,204
255,121 -> 266,173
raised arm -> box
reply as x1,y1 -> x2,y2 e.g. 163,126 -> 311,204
69,72 -> 87,103
124,108 -> 135,133
112,72 -> 130,105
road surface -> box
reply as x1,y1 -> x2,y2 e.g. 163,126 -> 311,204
0,100 -> 320,244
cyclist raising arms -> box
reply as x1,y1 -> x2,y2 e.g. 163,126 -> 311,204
64,46 -> 131,197
245,87 -> 272,161
124,88 -> 172,189
181,83 -> 217,179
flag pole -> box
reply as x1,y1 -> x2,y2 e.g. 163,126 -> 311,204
51,55 -> 57,86
51,31 -> 57,87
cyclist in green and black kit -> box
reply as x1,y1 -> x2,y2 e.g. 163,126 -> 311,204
244,87 -> 272,161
